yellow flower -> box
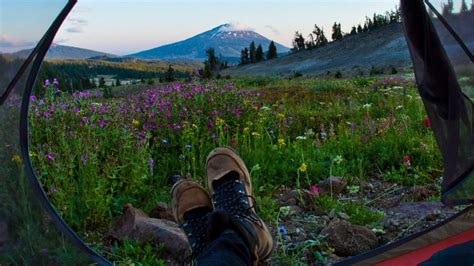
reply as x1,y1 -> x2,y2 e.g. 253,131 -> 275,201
278,138 -> 286,146
132,119 -> 140,127
29,151 -> 37,158
11,155 -> 22,164
298,163 -> 308,173
278,113 -> 285,119
251,132 -> 261,137
192,124 -> 198,129
216,117 -> 225,126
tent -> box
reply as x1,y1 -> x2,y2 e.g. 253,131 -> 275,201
338,0 -> 474,264
0,0 -> 472,265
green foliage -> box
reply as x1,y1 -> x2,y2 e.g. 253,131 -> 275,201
29,76 -> 443,262
267,41 -> 278,60
108,238 -> 166,265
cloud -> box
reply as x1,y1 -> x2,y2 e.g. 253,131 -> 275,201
53,37 -> 69,44
65,18 -> 88,33
0,35 -> 35,48
264,25 -> 280,35
220,23 -> 255,32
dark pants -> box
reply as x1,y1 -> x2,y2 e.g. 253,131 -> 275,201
196,230 -> 251,266
421,240 -> 474,266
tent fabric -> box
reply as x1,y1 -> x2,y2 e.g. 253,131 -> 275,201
402,0 -> 473,205
336,206 -> 474,265
0,0 -> 109,264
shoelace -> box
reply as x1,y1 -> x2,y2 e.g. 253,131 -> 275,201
212,179 -> 263,229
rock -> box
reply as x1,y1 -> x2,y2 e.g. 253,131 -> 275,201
276,189 -> 316,209
338,212 -> 350,221
0,220 -> 8,248
321,220 -> 378,256
318,177 -> 348,196
107,204 -> 191,260
150,202 -> 175,222
409,185 -> 437,201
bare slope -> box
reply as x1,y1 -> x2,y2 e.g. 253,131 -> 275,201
223,23 -> 410,77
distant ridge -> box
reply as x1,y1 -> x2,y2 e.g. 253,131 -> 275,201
11,43 -> 115,60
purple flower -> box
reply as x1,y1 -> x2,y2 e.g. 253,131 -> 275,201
29,95 -> 36,101
53,78 -> 59,85
46,152 -> 55,161
40,248 -> 49,254
44,79 -> 50,87
54,88 -> 60,94
81,152 -> 87,165
278,225 -> 288,237
49,185 -> 57,194
98,120 -> 107,128
148,158 -> 154,176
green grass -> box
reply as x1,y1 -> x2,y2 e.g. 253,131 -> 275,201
28,75 -> 443,263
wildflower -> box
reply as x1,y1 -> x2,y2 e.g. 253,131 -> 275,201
162,139 -> 169,145
403,155 -> 411,168
29,151 -> 37,158
420,141 -> 429,151
298,163 -> 308,173
40,248 -> 49,254
251,132 -> 261,137
46,152 -> 55,161
50,185 -> 57,194
320,131 -> 327,139
333,155 -> 344,165
29,95 -> 36,101
81,152 -> 87,166
277,138 -> 286,146
216,116 -> 225,126
132,119 -> 140,127
310,185 -> 320,196
424,116 -> 431,128
277,113 -> 285,119
192,124 -> 198,129
148,158 -> 154,176
11,155 -> 22,164
98,120 -> 107,128
185,145 -> 192,150
53,78 -> 59,85
278,225 -> 288,237
243,127 -> 250,133
296,136 -> 307,140
179,154 -> 185,160
44,79 -> 50,87
363,103 -> 372,109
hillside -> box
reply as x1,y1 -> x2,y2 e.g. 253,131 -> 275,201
12,43 -> 115,60
129,24 -> 290,62
223,23 -> 410,77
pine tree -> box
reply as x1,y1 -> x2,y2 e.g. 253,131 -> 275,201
165,65 -> 176,82
461,0 -> 469,12
255,44 -> 264,62
331,23 -> 343,41
115,78 -> 121,87
267,41 -> 278,60
99,77 -> 106,88
305,33 -> 315,50
249,42 -> 256,63
350,26 -> 357,35
357,24 -> 363,34
292,31 -> 306,52
312,25 -> 328,48
442,0 -> 454,16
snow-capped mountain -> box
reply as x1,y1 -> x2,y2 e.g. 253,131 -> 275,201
129,24 -> 290,62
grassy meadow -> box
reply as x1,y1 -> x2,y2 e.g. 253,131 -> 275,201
29,75 -> 443,264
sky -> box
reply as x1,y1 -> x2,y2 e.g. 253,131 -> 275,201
0,0 -> 467,55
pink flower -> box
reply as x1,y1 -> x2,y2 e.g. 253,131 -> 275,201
310,185 -> 320,196
46,152 -> 55,161
424,117 -> 431,128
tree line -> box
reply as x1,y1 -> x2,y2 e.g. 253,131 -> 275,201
292,7 -> 402,52
240,41 -> 278,65
439,0 -> 473,16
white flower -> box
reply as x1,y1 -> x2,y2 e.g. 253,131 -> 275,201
396,105 -> 403,110
296,136 -> 307,140
362,103 -> 372,109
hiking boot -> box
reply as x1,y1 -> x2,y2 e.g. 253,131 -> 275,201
171,180 -> 213,260
206,147 -> 274,263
